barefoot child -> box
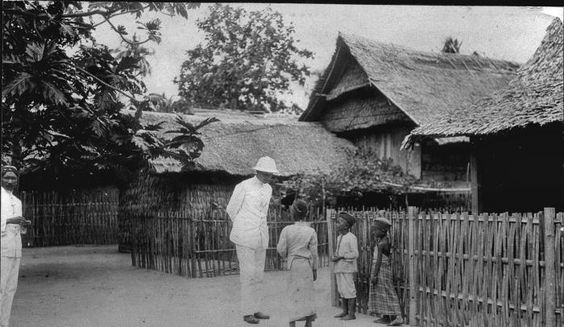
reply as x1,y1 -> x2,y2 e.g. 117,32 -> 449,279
277,200 -> 318,327
368,218 -> 404,326
332,212 -> 359,321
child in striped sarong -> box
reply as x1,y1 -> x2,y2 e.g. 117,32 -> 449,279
368,218 -> 404,326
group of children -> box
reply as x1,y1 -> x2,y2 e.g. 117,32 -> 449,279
276,201 -> 403,327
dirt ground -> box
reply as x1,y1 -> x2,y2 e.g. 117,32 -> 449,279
10,245 -> 387,327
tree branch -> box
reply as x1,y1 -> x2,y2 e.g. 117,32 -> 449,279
61,9 -> 116,18
65,63 -> 137,102
2,8 -> 49,19
4,5 -> 145,22
92,5 -> 150,28
103,16 -> 152,46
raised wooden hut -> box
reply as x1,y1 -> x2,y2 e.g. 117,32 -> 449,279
300,32 -> 519,189
406,18 -> 564,213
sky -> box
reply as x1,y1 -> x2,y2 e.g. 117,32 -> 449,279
92,5 -> 562,110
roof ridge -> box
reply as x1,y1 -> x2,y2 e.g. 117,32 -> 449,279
338,32 -> 521,68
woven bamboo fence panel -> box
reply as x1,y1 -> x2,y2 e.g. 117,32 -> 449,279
123,180 -> 330,278
328,207 -> 563,327
411,210 -> 563,327
20,187 -> 119,247
128,207 -> 329,278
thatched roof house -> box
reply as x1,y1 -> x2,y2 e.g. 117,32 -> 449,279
301,32 -> 519,130
406,18 -> 563,140
404,18 -> 563,213
299,32 -> 519,192
140,109 -> 355,177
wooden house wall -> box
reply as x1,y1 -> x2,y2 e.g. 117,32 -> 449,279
475,124 -> 564,213
327,62 -> 370,100
346,125 -> 422,179
320,89 -> 410,133
420,142 -> 471,185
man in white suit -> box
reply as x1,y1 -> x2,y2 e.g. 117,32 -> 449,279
1,166 -> 28,327
226,156 -> 278,324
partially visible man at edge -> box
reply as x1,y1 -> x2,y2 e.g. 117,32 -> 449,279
226,156 -> 279,325
1,166 -> 28,327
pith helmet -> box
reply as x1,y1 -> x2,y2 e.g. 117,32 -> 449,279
253,156 -> 279,174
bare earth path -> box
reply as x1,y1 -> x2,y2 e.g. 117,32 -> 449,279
11,246 -> 386,327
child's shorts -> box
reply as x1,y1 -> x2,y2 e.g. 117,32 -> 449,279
336,273 -> 356,298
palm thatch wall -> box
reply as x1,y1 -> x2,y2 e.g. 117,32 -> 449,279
319,88 -> 411,132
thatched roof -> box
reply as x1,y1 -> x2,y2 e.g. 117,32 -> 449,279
300,32 -> 519,129
408,18 -> 563,140
138,109 -> 355,177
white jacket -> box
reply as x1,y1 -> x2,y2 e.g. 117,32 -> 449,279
226,177 -> 272,249
1,187 -> 22,258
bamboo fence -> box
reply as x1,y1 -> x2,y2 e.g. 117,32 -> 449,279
327,207 -> 563,327
20,187 -> 119,247
127,203 -> 330,278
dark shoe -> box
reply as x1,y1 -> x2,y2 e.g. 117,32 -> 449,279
374,316 -> 390,324
341,298 -> 356,320
254,312 -> 270,319
334,298 -> 348,318
244,315 -> 260,324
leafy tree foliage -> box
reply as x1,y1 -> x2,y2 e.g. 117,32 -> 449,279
175,4 -> 314,113
2,1 -> 215,182
281,150 -> 417,207
441,37 -> 462,53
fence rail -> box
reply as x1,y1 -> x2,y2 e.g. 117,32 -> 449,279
20,188 -> 119,247
327,207 -> 563,327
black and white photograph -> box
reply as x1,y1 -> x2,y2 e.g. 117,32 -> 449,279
1,2 -> 563,327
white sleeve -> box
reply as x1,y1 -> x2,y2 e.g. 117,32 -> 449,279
1,190 -> 9,232
262,185 -> 273,218
309,231 -> 319,268
226,183 -> 245,221
276,227 -> 288,258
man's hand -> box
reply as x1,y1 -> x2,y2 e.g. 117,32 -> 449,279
313,269 -> 317,281
7,216 -> 28,225
331,255 -> 343,262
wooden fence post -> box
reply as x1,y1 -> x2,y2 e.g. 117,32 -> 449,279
543,207 -> 556,327
408,206 -> 418,326
326,208 -> 338,307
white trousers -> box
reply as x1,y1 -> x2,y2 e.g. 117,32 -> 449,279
336,273 -> 357,299
0,256 -> 20,327
236,245 -> 266,316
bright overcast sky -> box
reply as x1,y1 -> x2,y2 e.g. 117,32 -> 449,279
93,5 -> 562,109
